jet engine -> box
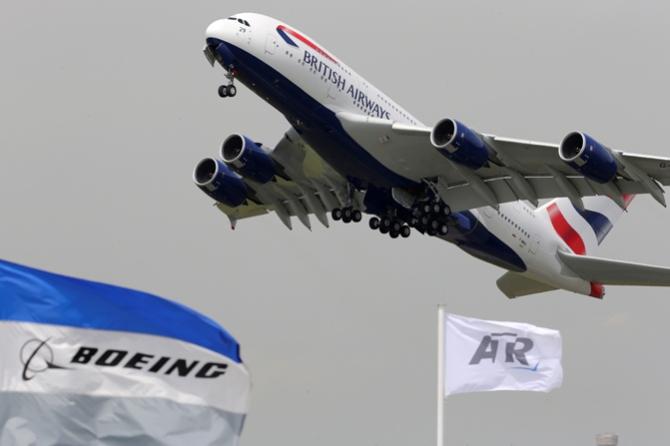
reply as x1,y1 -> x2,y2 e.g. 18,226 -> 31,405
193,157 -> 248,207
221,134 -> 277,184
430,118 -> 490,170
559,132 -> 618,183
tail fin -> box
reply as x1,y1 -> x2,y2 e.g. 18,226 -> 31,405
538,194 -> 634,255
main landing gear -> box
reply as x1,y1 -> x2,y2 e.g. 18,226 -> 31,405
218,70 -> 237,98
331,207 -> 362,224
369,216 -> 411,239
410,199 -> 450,236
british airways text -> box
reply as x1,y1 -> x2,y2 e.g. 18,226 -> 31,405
303,51 -> 391,119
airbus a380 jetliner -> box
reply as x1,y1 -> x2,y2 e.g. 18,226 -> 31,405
195,12 -> 670,299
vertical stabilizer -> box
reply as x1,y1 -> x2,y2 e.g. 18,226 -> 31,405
538,195 -> 634,255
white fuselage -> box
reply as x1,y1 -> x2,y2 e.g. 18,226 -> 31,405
206,13 -> 600,297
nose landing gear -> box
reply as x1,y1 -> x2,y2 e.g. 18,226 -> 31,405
218,70 -> 237,98
218,84 -> 237,98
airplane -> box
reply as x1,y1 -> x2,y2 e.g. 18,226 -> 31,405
195,12 -> 670,299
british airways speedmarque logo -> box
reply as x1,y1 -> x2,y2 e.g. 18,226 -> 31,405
276,25 -> 338,64
276,24 -> 392,120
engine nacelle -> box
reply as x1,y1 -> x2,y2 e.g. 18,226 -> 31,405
430,118 -> 489,170
221,134 -> 276,184
193,157 -> 248,207
559,132 -> 618,183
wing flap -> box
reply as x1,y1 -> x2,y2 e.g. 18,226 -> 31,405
558,250 -> 670,286
436,175 -> 650,213
209,129 -> 354,230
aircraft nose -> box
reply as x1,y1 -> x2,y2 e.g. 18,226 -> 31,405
205,19 -> 236,68
206,19 -> 231,42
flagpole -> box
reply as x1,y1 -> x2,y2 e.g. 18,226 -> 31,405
437,305 -> 445,446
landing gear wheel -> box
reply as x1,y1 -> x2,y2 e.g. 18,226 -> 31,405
381,217 -> 391,230
422,203 -> 432,214
400,226 -> 411,238
438,224 -> 449,235
332,208 -> 342,221
226,85 -> 237,97
342,215 -> 352,223
352,209 -> 362,222
218,85 -> 229,98
392,221 -> 402,232
369,217 -> 380,230
390,230 -> 399,239
427,227 -> 437,236
442,204 -> 451,216
343,208 -> 353,220
380,225 -> 390,234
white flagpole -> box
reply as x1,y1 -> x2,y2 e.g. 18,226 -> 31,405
437,305 -> 445,446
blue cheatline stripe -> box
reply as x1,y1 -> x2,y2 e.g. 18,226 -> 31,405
572,206 -> 614,244
0,259 -> 241,363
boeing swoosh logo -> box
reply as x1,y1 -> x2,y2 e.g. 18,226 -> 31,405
510,361 -> 540,372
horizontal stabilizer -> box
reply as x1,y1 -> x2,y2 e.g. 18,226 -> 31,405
558,250 -> 670,286
496,272 -> 557,299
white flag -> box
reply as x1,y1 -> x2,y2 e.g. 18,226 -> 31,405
444,313 -> 562,397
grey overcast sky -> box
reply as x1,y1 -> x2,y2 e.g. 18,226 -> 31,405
2,1 -> 670,445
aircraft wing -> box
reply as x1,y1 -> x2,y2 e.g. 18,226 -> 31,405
337,112 -> 670,212
208,128 -> 357,230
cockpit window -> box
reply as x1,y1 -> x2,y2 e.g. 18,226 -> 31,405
227,17 -> 250,26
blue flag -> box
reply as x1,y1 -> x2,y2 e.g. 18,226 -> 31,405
0,259 -> 250,446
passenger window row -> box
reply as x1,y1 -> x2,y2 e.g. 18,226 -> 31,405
499,212 -> 530,238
